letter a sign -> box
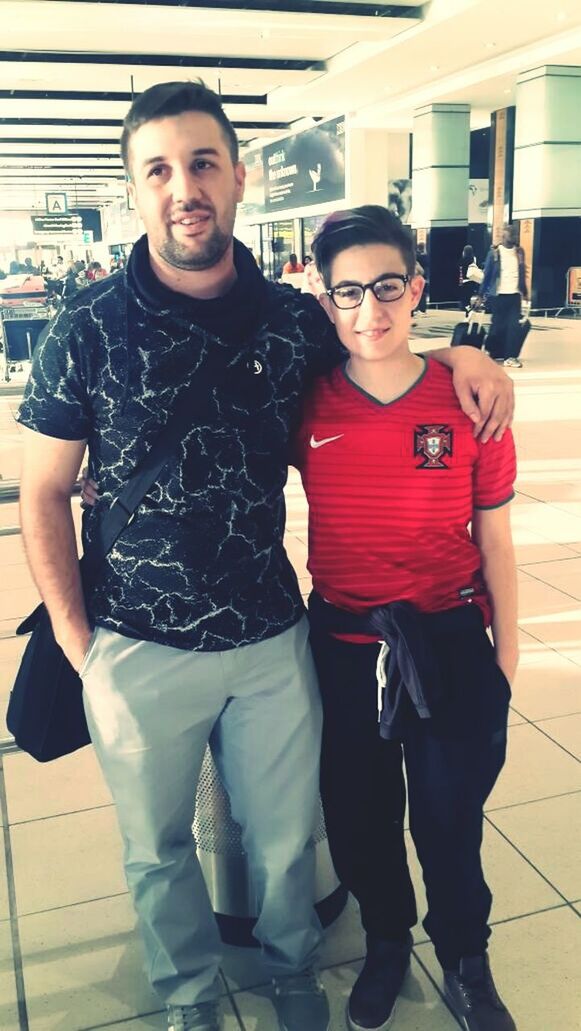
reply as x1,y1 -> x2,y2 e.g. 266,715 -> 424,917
46,192 -> 68,214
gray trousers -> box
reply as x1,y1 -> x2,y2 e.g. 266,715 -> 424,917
81,615 -> 323,1006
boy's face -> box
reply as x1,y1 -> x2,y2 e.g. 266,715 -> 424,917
326,243 -> 424,365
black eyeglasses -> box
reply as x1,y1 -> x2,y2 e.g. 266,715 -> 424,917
326,273 -> 410,309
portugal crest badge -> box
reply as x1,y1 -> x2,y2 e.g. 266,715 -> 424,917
414,424 -> 453,469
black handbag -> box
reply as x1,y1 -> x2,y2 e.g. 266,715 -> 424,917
6,383 -> 202,762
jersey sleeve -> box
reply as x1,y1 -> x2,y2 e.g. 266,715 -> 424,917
473,428 -> 516,509
16,305 -> 92,441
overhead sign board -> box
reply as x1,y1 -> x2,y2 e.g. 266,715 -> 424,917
45,192 -> 68,214
263,116 -> 345,212
31,214 -> 83,236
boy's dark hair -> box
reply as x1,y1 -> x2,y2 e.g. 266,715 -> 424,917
120,80 -> 239,176
312,205 -> 416,287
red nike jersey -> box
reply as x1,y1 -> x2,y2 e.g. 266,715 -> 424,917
293,358 -> 516,627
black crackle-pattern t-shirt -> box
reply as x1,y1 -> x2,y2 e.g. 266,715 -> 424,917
17,236 -> 343,651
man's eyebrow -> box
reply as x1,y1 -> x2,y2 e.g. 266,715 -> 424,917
142,147 -> 220,168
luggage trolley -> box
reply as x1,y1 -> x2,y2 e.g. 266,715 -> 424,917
0,275 -> 50,382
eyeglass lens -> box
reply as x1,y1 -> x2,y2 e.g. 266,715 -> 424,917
331,276 -> 406,308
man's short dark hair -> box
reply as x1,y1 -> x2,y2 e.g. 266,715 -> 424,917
120,80 -> 239,176
312,205 -> 416,287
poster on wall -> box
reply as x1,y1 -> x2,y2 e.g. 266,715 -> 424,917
263,116 -> 345,211
241,149 -> 266,216
468,179 -> 488,223
388,179 -> 412,223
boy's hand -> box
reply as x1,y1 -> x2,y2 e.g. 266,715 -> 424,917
452,349 -> 514,443
79,467 -> 100,508
496,649 -> 519,686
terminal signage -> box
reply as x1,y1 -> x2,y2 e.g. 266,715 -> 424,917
263,116 -> 345,212
567,267 -> 581,306
31,214 -> 83,236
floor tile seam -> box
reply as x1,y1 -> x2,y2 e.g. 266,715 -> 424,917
74,1006 -> 164,1030
484,786 -> 581,814
523,721 -> 581,763
0,759 -> 29,1030
408,946 -> 463,1028
487,901 -> 572,928
517,570 -> 581,602
530,710 -> 581,723
514,629 -> 581,665
484,815 -> 573,905
16,888 -> 129,920
220,970 -> 247,1030
7,801 -> 115,828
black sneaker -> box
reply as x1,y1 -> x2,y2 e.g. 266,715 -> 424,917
444,954 -> 516,1030
347,933 -> 412,1030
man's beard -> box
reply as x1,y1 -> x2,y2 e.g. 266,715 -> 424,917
158,220 -> 232,271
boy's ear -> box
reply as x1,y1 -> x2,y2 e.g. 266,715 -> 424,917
318,293 -> 335,325
409,274 -> 425,310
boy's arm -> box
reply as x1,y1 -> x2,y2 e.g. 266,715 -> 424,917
472,504 -> 519,684
427,346 -> 514,443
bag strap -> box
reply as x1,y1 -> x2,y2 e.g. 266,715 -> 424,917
85,374 -> 207,571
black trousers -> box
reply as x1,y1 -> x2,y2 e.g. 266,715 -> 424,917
487,293 -> 521,360
309,605 -> 510,969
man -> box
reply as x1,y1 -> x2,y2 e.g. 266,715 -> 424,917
17,81 -> 513,1031
479,225 -> 528,368
282,253 -> 305,274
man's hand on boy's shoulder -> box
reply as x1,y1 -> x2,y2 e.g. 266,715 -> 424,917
448,347 -> 514,443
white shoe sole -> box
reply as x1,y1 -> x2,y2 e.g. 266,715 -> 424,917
346,1000 -> 397,1031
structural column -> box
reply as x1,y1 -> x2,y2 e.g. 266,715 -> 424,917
513,65 -> 581,309
412,103 -> 470,303
346,128 -> 409,208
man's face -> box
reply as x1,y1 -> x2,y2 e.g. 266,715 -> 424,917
502,226 -> 516,247
326,243 -> 423,364
127,111 -> 245,272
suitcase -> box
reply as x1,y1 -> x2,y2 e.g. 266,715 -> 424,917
451,312 -> 487,349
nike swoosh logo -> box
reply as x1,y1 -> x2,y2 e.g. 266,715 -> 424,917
309,434 -> 344,449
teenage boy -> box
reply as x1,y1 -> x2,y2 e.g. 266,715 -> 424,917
294,206 -> 518,1031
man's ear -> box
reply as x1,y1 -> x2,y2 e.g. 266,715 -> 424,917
127,179 -> 138,214
234,161 -> 246,202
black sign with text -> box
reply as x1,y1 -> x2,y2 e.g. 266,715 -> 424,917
262,116 -> 345,212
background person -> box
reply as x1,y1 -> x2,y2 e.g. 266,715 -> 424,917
459,244 -> 483,315
282,252 -> 305,274
479,226 -> 528,368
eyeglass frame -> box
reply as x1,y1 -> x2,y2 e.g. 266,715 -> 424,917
326,272 -> 410,309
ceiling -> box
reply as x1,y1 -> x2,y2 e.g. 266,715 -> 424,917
0,0 -> 580,210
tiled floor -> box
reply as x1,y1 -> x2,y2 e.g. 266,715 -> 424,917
1,312 -> 580,1029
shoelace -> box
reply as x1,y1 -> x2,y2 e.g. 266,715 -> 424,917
169,1000 -> 219,1030
273,967 -> 322,997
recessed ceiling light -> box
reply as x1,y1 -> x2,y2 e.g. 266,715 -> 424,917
484,41 -> 497,49
429,64 -> 440,72
503,88 -> 511,94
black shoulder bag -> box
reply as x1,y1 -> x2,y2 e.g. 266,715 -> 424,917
7,385 -> 200,763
